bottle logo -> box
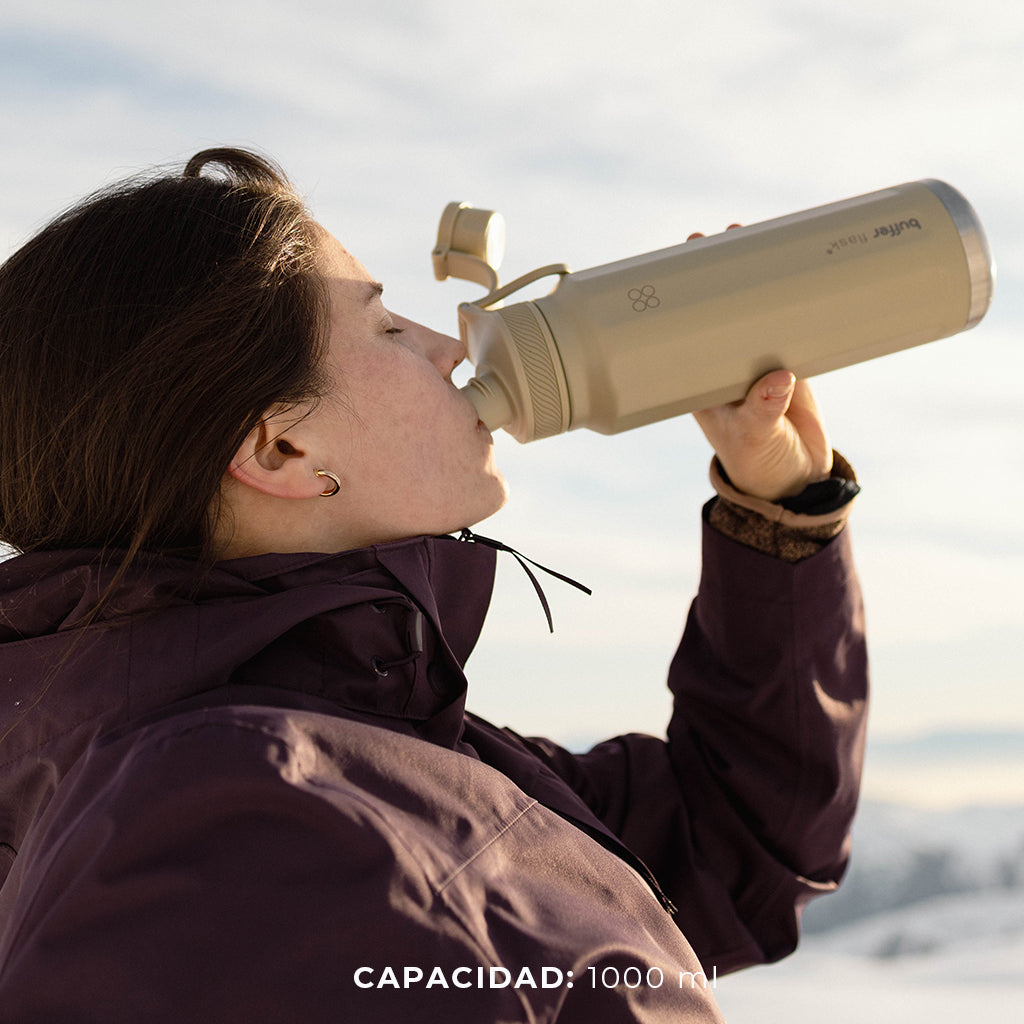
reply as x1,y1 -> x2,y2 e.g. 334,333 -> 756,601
872,217 -> 922,239
827,217 -> 923,255
628,285 -> 660,312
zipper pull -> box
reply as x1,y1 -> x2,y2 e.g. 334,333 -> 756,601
459,528 -> 591,633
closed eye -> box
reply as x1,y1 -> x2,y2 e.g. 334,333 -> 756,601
381,308 -> 405,337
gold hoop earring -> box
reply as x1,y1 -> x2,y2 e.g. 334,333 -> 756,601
315,469 -> 341,498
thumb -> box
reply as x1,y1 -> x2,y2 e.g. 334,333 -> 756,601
741,369 -> 796,424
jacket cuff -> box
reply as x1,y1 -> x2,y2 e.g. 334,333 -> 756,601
707,452 -> 859,563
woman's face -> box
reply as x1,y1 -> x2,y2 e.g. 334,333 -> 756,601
301,227 -> 508,549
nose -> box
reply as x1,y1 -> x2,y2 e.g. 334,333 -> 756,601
393,315 -> 466,379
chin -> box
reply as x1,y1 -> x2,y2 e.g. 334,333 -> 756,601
451,477 -> 509,535
482,473 -> 510,519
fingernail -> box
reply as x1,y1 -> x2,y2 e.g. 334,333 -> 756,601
766,383 -> 794,398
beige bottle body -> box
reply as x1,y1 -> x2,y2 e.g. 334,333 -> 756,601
458,180 -> 993,443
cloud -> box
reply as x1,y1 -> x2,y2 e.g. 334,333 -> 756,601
0,0 -> 1021,745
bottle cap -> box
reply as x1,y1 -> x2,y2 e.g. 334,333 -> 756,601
432,202 -> 505,289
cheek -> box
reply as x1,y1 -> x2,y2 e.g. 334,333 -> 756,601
345,354 -> 478,494
398,403 -> 482,502
374,396 -> 453,486
390,420 -> 440,480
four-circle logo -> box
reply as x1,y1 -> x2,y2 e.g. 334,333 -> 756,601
628,285 -> 660,312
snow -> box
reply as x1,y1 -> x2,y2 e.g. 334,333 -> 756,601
712,801 -> 1024,1023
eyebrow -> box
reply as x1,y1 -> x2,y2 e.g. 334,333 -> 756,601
364,281 -> 384,303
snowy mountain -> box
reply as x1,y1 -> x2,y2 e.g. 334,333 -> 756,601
713,798 -> 1024,1024
802,799 -> 1024,935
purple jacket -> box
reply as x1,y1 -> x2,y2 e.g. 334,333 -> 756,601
0,518 -> 867,1022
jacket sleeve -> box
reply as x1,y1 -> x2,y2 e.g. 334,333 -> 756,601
521,508 -> 868,973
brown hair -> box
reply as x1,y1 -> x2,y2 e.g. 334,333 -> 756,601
0,147 -> 329,566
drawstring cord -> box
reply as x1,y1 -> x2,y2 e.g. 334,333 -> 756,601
459,528 -> 592,633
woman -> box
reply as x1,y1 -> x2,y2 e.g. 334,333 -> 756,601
0,149 -> 866,1022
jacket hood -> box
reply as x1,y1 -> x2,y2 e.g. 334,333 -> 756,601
0,534 -> 497,878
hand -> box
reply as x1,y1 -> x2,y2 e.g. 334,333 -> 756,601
692,369 -> 833,502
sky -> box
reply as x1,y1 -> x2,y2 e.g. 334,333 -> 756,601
1,0 -> 1022,806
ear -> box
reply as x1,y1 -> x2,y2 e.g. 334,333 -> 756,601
226,416 -> 326,500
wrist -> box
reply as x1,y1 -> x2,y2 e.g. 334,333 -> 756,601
710,451 -> 859,528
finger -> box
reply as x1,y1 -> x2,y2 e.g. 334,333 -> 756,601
784,380 -> 833,475
690,368 -> 793,437
740,369 -> 796,424
687,224 -> 742,242
785,379 -> 822,432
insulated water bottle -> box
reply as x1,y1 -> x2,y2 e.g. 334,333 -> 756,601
432,180 -> 993,443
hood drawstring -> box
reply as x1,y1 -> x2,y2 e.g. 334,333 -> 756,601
459,528 -> 591,633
